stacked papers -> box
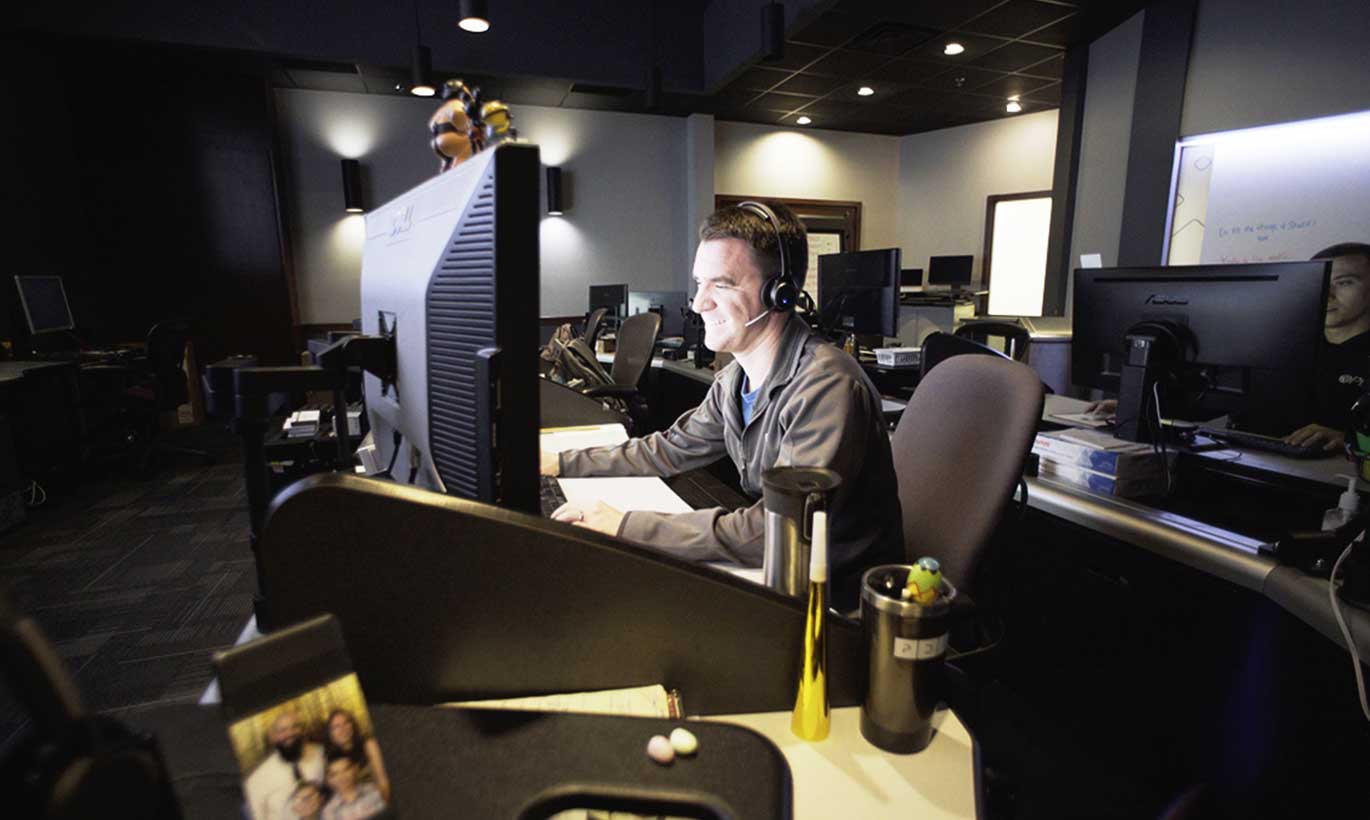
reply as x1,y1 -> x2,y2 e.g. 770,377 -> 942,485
1032,430 -> 1173,498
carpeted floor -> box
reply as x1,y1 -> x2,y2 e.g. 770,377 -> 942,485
0,426 -> 256,753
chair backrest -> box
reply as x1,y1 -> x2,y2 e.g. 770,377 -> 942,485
955,320 -> 1031,362
611,311 -> 662,387
144,319 -> 193,409
892,354 -> 1043,588
919,331 -> 1010,381
583,307 -> 607,348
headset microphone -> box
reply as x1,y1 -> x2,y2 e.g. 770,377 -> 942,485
744,310 -> 771,327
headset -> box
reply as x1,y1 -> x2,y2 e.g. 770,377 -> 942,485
736,200 -> 808,327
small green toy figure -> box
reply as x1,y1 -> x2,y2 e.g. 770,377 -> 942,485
902,556 -> 942,605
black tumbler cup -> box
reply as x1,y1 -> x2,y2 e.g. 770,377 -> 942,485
859,564 -> 957,754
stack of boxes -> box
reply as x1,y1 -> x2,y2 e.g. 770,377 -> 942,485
1032,428 -> 1174,498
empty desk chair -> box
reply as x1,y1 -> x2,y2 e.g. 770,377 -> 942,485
583,311 -> 661,432
918,331 -> 1011,382
582,307 -> 608,350
893,353 -> 1043,588
955,320 -> 1031,362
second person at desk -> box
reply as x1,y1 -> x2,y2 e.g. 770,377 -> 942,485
541,201 -> 905,604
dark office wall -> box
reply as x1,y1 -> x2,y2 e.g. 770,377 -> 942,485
0,35 -> 296,364
1182,0 -> 1370,136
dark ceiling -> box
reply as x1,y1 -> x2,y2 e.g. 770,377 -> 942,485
716,0 -> 1137,135
13,0 -> 1144,137
271,0 -> 1144,136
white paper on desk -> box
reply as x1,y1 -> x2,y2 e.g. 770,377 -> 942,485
1058,428 -> 1154,453
557,477 -> 693,514
538,423 -> 628,452
1049,412 -> 1112,428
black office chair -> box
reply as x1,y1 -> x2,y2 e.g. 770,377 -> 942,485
918,331 -> 1011,381
583,312 -> 661,432
582,307 -> 608,350
955,320 -> 1031,362
124,320 -> 213,470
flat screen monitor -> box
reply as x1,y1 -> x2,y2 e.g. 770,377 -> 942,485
14,276 -> 75,334
900,268 -> 923,289
359,143 -> 541,513
628,290 -> 689,337
1071,261 -> 1329,435
817,248 -> 901,338
928,255 -> 973,287
589,284 -> 629,318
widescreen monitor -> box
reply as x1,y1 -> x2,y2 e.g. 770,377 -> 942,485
900,268 -> 923,290
1071,261 -> 1329,435
628,290 -> 689,337
817,248 -> 901,338
14,276 -> 75,335
359,143 -> 541,512
928,255 -> 973,287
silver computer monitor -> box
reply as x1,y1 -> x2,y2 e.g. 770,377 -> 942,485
359,143 -> 541,512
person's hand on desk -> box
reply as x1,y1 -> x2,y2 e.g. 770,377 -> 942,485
551,500 -> 626,536
1283,423 -> 1343,452
540,450 -> 561,477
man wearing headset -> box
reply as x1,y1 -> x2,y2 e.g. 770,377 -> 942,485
542,201 -> 904,602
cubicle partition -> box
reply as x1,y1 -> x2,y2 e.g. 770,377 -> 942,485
257,473 -> 866,715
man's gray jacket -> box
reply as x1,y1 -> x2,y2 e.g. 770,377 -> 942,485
559,316 -> 905,583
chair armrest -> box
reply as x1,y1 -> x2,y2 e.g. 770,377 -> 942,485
582,385 -> 640,400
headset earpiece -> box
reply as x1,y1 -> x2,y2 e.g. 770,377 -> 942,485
737,200 -> 802,316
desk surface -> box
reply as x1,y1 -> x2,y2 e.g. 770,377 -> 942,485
0,359 -> 75,383
712,706 -> 976,819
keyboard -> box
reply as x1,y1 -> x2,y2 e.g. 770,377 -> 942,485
540,475 -> 568,517
1197,427 -> 1333,460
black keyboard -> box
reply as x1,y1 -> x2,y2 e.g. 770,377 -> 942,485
540,475 -> 568,517
1197,427 -> 1332,460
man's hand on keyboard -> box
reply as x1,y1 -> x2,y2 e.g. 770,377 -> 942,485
540,450 -> 561,477
551,500 -> 626,537
1283,423 -> 1343,452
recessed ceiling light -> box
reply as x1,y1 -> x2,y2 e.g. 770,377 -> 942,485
857,86 -> 874,97
796,116 -> 812,125
944,42 -> 965,56
411,84 -> 437,97
459,17 -> 490,32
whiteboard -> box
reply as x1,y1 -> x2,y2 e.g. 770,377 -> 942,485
1166,110 -> 1370,265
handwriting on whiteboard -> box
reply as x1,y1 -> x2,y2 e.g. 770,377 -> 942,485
1215,218 -> 1316,241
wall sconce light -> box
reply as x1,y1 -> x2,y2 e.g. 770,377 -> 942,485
546,166 -> 565,215
342,159 -> 366,213
459,0 -> 490,32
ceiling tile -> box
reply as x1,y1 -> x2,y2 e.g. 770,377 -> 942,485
1024,81 -> 1062,104
864,58 -> 946,84
731,66 -> 793,92
886,87 -> 1001,115
773,72 -> 849,96
1022,16 -> 1088,47
901,32 -> 1009,64
806,49 -> 891,79
766,42 -> 832,73
961,1 -> 1076,39
919,65 -> 1007,93
969,40 -> 1061,72
845,21 -> 941,56
789,10 -> 875,47
1019,53 -> 1064,79
974,74 -> 1055,99
831,80 -> 908,103
754,91 -> 819,112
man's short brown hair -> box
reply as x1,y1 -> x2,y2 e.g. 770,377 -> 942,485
698,201 -> 807,282
1313,242 -> 1370,270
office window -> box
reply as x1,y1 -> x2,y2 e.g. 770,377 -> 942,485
984,192 -> 1052,316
